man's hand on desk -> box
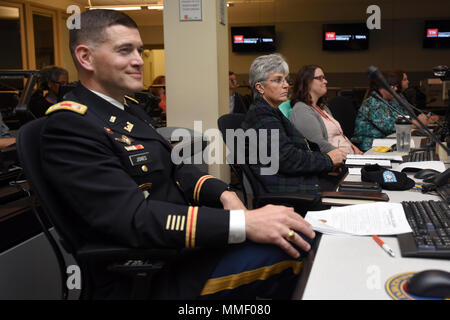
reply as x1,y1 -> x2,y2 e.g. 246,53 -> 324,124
244,205 -> 315,259
219,191 -> 316,258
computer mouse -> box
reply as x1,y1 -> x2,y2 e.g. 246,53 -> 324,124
414,169 -> 439,179
405,270 -> 450,298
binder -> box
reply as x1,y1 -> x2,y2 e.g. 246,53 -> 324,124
321,191 -> 390,206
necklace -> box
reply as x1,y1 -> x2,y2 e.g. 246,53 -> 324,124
311,104 -> 351,147
45,95 -> 57,104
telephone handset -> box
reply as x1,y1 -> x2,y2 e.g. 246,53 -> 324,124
423,167 -> 450,186
422,167 -> 450,202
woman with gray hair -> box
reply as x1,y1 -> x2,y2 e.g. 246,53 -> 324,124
241,54 -> 346,210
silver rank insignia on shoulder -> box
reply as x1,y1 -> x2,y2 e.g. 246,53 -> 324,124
115,135 -> 134,145
109,116 -> 116,123
124,121 -> 134,133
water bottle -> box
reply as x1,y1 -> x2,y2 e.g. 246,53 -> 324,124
395,116 -> 412,153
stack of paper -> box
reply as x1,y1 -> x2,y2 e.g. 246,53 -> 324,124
346,154 -> 404,161
305,202 -> 412,236
372,138 -> 415,148
345,159 -> 392,167
397,161 -> 446,173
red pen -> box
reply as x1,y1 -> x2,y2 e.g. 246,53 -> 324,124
372,235 -> 395,257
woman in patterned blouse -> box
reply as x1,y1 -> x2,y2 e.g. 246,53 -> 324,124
354,71 -> 439,151
353,72 -> 409,151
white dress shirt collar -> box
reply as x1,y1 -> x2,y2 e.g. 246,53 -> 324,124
89,89 -> 125,110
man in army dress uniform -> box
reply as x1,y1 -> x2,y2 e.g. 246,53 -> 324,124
40,9 -> 315,299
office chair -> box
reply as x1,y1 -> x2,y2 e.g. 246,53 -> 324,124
328,96 -> 358,140
217,114 -> 316,215
217,113 -> 248,206
16,118 -> 176,300
352,88 -> 369,110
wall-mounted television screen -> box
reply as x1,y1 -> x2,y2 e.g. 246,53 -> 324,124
423,20 -> 450,49
322,23 -> 369,51
231,26 -> 276,53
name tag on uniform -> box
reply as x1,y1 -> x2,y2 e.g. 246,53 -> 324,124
129,152 -> 150,166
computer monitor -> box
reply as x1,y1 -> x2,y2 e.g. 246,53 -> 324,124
322,23 -> 369,51
423,20 -> 450,49
230,26 -> 276,53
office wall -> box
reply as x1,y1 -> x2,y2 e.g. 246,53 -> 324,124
22,0 -> 450,77
226,0 -> 450,83
28,0 -> 75,10
20,1 -> 449,89
139,25 -> 165,46
131,0 -> 450,87
229,18 -> 450,76
59,13 -> 77,83
163,0 -> 230,180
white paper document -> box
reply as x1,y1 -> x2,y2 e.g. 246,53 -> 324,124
348,167 -> 362,175
346,154 -> 404,161
305,202 -> 413,236
397,161 -> 446,173
345,159 -> 391,167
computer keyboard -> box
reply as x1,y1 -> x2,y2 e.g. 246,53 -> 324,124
405,149 -> 438,162
398,200 -> 450,259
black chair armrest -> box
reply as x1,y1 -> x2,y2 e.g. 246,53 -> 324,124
78,245 -> 178,276
257,193 -> 316,203
77,244 -> 178,261
255,193 -> 317,216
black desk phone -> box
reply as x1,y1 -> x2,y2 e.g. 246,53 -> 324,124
422,167 -> 450,203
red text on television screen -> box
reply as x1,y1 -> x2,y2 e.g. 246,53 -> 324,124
325,32 -> 336,40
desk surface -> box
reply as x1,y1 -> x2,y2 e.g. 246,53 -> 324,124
301,159 -> 450,300
302,234 -> 450,300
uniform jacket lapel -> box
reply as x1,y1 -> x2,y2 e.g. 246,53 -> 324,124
68,84 -> 170,148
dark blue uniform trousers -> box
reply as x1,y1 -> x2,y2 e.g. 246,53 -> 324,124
199,233 -> 313,299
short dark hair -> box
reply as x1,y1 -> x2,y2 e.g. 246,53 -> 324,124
69,9 -> 138,66
370,71 -> 400,93
290,65 -> 327,108
38,66 -> 68,90
393,70 -> 406,84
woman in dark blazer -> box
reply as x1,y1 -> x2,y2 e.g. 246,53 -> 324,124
241,54 -> 346,202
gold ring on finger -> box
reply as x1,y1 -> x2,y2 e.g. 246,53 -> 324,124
287,229 -> 295,242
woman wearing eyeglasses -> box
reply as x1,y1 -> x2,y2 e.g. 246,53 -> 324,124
29,66 -> 69,118
241,55 -> 345,206
288,65 -> 362,155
